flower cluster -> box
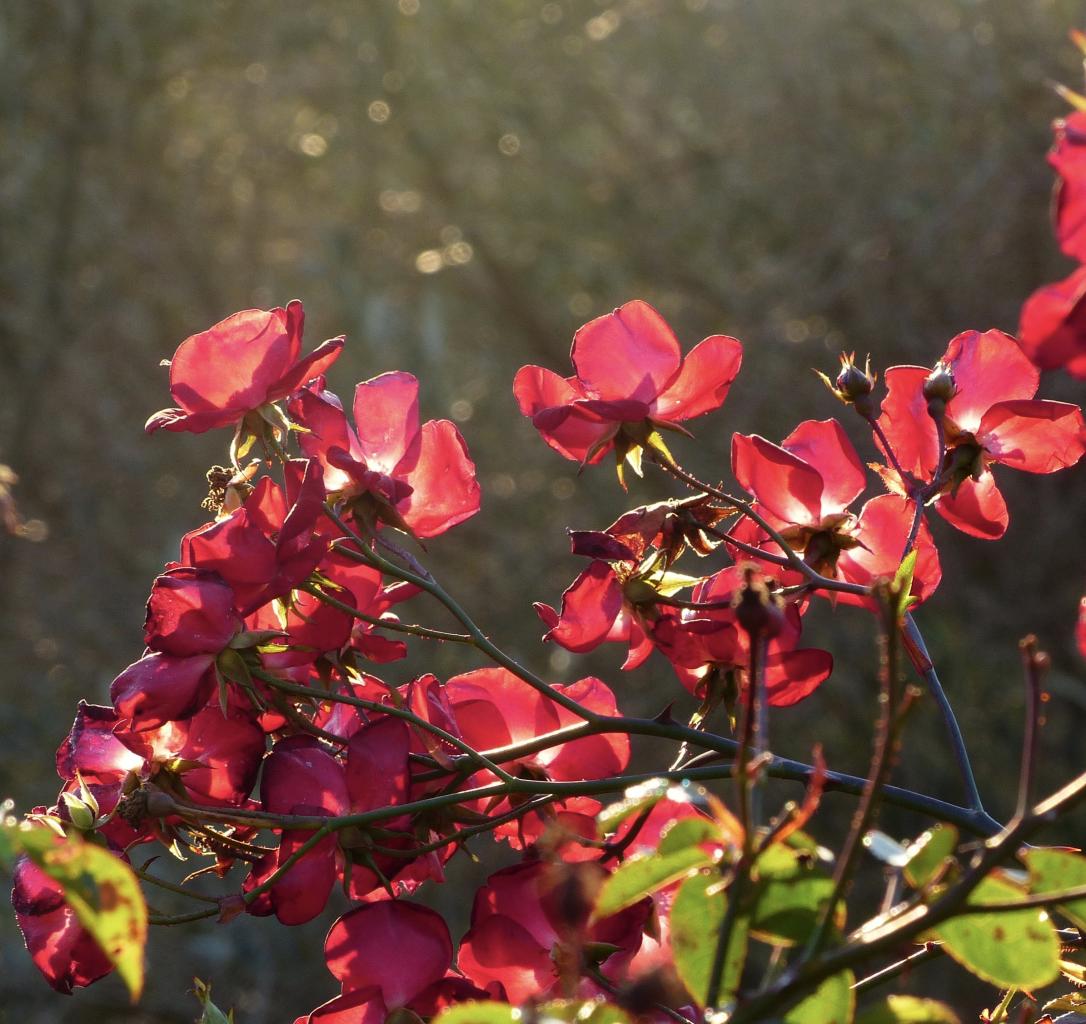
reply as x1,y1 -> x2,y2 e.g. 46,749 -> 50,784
9,56 -> 1086,1019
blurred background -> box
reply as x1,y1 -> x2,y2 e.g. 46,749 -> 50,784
3,0 -> 1086,1019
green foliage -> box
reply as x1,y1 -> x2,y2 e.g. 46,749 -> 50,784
432,1003 -> 519,1024
3,821 -> 147,1001
750,842 -> 837,946
930,874 -> 1060,989
1025,848 -> 1086,931
594,843 -> 712,918
903,825 -> 958,889
856,995 -> 960,1024
783,971 -> 855,1024
433,1002 -> 631,1024
193,978 -> 235,1024
670,869 -> 745,1008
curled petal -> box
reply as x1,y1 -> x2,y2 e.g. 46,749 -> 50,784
144,567 -> 241,657
935,472 -> 1008,540
110,652 -> 216,731
652,334 -> 743,421
545,676 -> 629,780
396,420 -> 481,538
352,372 -> 420,475
447,668 -> 560,751
457,914 -> 553,1004
267,830 -> 338,926
56,702 -> 143,784
12,858 -> 114,994
979,399 -> 1086,473
307,987 -> 387,1024
765,648 -> 833,707
1018,265 -> 1086,377
529,403 -> 618,464
169,306 -> 297,418
732,433 -> 824,526
271,334 -> 345,400
943,330 -> 1039,433
173,705 -> 266,806
877,366 -> 940,479
514,365 -> 588,416
346,717 -> 411,813
1050,112 -> 1086,262
838,494 -> 942,606
539,561 -> 624,653
261,736 -> 349,817
780,419 -> 866,516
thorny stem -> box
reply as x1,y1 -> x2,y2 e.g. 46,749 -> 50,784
866,414 -> 909,484
902,612 -> 987,817
166,758 -> 1002,837
702,521 -> 792,569
301,579 -> 473,644
134,862 -> 220,905
727,768 -> 1086,1024
1016,636 -> 1048,821
148,906 -> 220,926
652,451 -> 990,826
803,593 -> 916,960
367,796 -> 557,859
648,452 -> 870,598
850,943 -> 942,994
251,668 -> 520,784
324,505 -> 603,723
706,856 -> 750,1010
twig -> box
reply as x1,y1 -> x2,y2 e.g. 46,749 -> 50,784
1016,636 -> 1049,821
902,613 -> 986,815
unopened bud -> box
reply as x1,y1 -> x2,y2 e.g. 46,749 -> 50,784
835,353 -> 875,399
60,792 -> 96,831
734,570 -> 784,639
922,362 -> 956,418
818,353 -> 878,418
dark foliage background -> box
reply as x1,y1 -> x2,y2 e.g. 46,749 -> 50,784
2,1 -> 1085,1019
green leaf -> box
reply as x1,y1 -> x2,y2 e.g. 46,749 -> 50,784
891,550 -> 918,618
1025,848 -> 1086,931
784,971 -> 855,1024
1044,991 -> 1086,1014
432,1003 -> 519,1024
2,819 -> 148,1000
856,995 -> 961,1024
653,570 -> 704,597
36,837 -> 148,1001
657,815 -> 720,854
194,978 -> 235,1024
903,825 -> 958,889
930,874 -> 1060,989
594,845 -> 711,918
750,844 -> 836,947
670,870 -> 748,1008
537,999 -> 632,1024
